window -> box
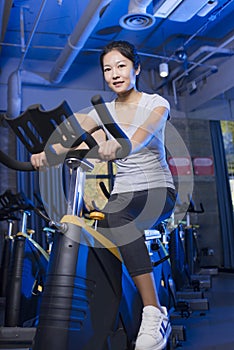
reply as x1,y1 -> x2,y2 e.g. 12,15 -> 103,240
221,121 -> 234,210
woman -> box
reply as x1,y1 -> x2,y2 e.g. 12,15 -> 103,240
31,40 -> 176,350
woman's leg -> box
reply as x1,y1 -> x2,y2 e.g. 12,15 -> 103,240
98,188 -> 176,350
133,272 -> 163,312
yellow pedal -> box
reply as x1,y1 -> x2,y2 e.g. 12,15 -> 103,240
89,211 -> 105,221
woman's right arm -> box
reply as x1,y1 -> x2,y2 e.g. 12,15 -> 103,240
30,113 -> 99,169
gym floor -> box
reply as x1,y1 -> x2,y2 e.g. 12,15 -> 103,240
171,271 -> 234,350
1,271 -> 234,350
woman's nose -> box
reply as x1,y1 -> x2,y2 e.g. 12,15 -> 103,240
112,68 -> 119,78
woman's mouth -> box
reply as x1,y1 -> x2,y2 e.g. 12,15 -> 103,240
113,81 -> 124,88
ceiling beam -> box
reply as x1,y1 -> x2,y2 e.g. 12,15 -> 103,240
185,54 -> 234,112
187,99 -> 233,121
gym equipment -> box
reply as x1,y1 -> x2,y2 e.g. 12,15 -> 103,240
0,190 -> 49,348
183,196 -> 204,276
0,96 -> 136,349
0,192 -> 18,329
0,95 -> 179,349
168,197 -> 210,313
0,190 -> 19,300
144,229 -> 176,312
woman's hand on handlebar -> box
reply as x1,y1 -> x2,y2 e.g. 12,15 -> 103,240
98,139 -> 121,161
30,143 -> 70,169
31,152 -> 48,170
30,138 -> 122,168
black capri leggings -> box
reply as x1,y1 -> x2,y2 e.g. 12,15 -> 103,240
98,187 -> 176,277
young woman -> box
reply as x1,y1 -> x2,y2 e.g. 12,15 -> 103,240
31,40 -> 176,350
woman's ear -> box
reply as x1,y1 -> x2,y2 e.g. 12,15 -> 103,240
136,64 -> 141,76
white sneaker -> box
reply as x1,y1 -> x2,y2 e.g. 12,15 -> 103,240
135,305 -> 171,350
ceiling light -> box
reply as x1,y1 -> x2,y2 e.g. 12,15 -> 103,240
153,0 -> 183,18
159,62 -> 169,78
197,0 -> 218,17
175,48 -> 187,61
169,0 -> 212,22
153,0 -> 215,22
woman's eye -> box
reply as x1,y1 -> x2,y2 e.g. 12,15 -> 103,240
104,67 -> 111,72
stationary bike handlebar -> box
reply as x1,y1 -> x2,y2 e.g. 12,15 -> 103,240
91,94 -> 132,159
0,150 -> 34,171
0,95 -> 132,172
187,200 -> 204,214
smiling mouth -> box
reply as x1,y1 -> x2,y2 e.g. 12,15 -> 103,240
113,81 -> 124,86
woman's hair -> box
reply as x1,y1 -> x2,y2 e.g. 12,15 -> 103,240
100,40 -> 141,72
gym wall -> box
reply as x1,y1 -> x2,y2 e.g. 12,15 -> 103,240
171,117 -> 223,268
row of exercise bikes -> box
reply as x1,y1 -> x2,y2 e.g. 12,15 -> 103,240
0,95 -> 209,350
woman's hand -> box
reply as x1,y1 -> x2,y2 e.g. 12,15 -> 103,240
98,139 -> 121,161
31,151 -> 48,170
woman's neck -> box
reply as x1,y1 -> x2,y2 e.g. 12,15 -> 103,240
116,88 -> 142,104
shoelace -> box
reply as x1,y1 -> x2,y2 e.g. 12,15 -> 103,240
139,312 -> 163,338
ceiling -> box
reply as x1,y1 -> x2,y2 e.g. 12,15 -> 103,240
1,0 -> 234,110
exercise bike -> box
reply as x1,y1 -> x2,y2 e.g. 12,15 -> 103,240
0,95 -> 175,349
0,189 -> 49,347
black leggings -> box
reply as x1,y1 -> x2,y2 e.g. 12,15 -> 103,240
98,187 -> 176,277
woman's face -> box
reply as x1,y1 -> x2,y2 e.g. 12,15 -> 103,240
102,49 -> 140,95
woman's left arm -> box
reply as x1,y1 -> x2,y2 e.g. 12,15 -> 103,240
130,106 -> 169,153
